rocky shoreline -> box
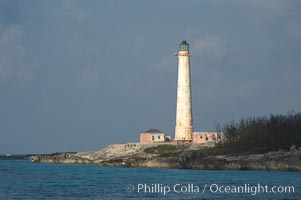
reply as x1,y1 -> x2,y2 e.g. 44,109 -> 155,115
30,143 -> 301,171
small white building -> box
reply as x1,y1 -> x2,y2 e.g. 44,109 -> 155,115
140,128 -> 171,143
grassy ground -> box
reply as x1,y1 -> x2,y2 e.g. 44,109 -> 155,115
197,146 -> 225,156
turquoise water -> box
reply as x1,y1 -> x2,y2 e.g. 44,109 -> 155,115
0,160 -> 300,200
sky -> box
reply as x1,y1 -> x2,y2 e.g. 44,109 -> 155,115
0,0 -> 301,154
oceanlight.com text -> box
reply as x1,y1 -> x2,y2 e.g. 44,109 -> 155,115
126,183 -> 295,196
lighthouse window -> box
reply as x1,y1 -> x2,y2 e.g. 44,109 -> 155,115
152,136 -> 155,141
158,136 -> 161,140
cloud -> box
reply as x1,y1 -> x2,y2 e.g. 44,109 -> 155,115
57,0 -> 90,23
0,24 -> 35,84
80,66 -> 100,85
185,27 -> 204,38
132,36 -> 145,53
286,21 -> 301,40
246,0 -> 299,23
155,55 -> 175,70
248,0 -> 295,12
191,35 -> 226,60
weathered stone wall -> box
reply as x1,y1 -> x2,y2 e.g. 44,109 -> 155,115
193,132 -> 224,144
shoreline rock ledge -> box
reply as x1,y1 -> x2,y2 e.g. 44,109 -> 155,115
30,143 -> 301,171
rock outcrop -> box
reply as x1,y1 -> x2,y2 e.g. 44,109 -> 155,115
30,143 -> 301,171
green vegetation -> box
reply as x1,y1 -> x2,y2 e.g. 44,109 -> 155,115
144,144 -> 181,156
198,146 -> 225,156
218,112 -> 301,155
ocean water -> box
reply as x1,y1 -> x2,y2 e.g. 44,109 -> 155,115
0,160 -> 300,200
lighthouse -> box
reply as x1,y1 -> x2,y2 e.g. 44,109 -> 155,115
174,41 -> 194,141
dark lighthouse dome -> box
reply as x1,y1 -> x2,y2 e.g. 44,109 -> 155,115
179,40 -> 189,51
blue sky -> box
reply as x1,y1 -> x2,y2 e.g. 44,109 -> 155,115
0,0 -> 301,154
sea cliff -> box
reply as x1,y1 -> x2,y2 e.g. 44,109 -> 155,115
30,143 -> 301,171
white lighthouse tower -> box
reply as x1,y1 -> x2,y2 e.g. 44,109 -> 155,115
174,41 -> 194,141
